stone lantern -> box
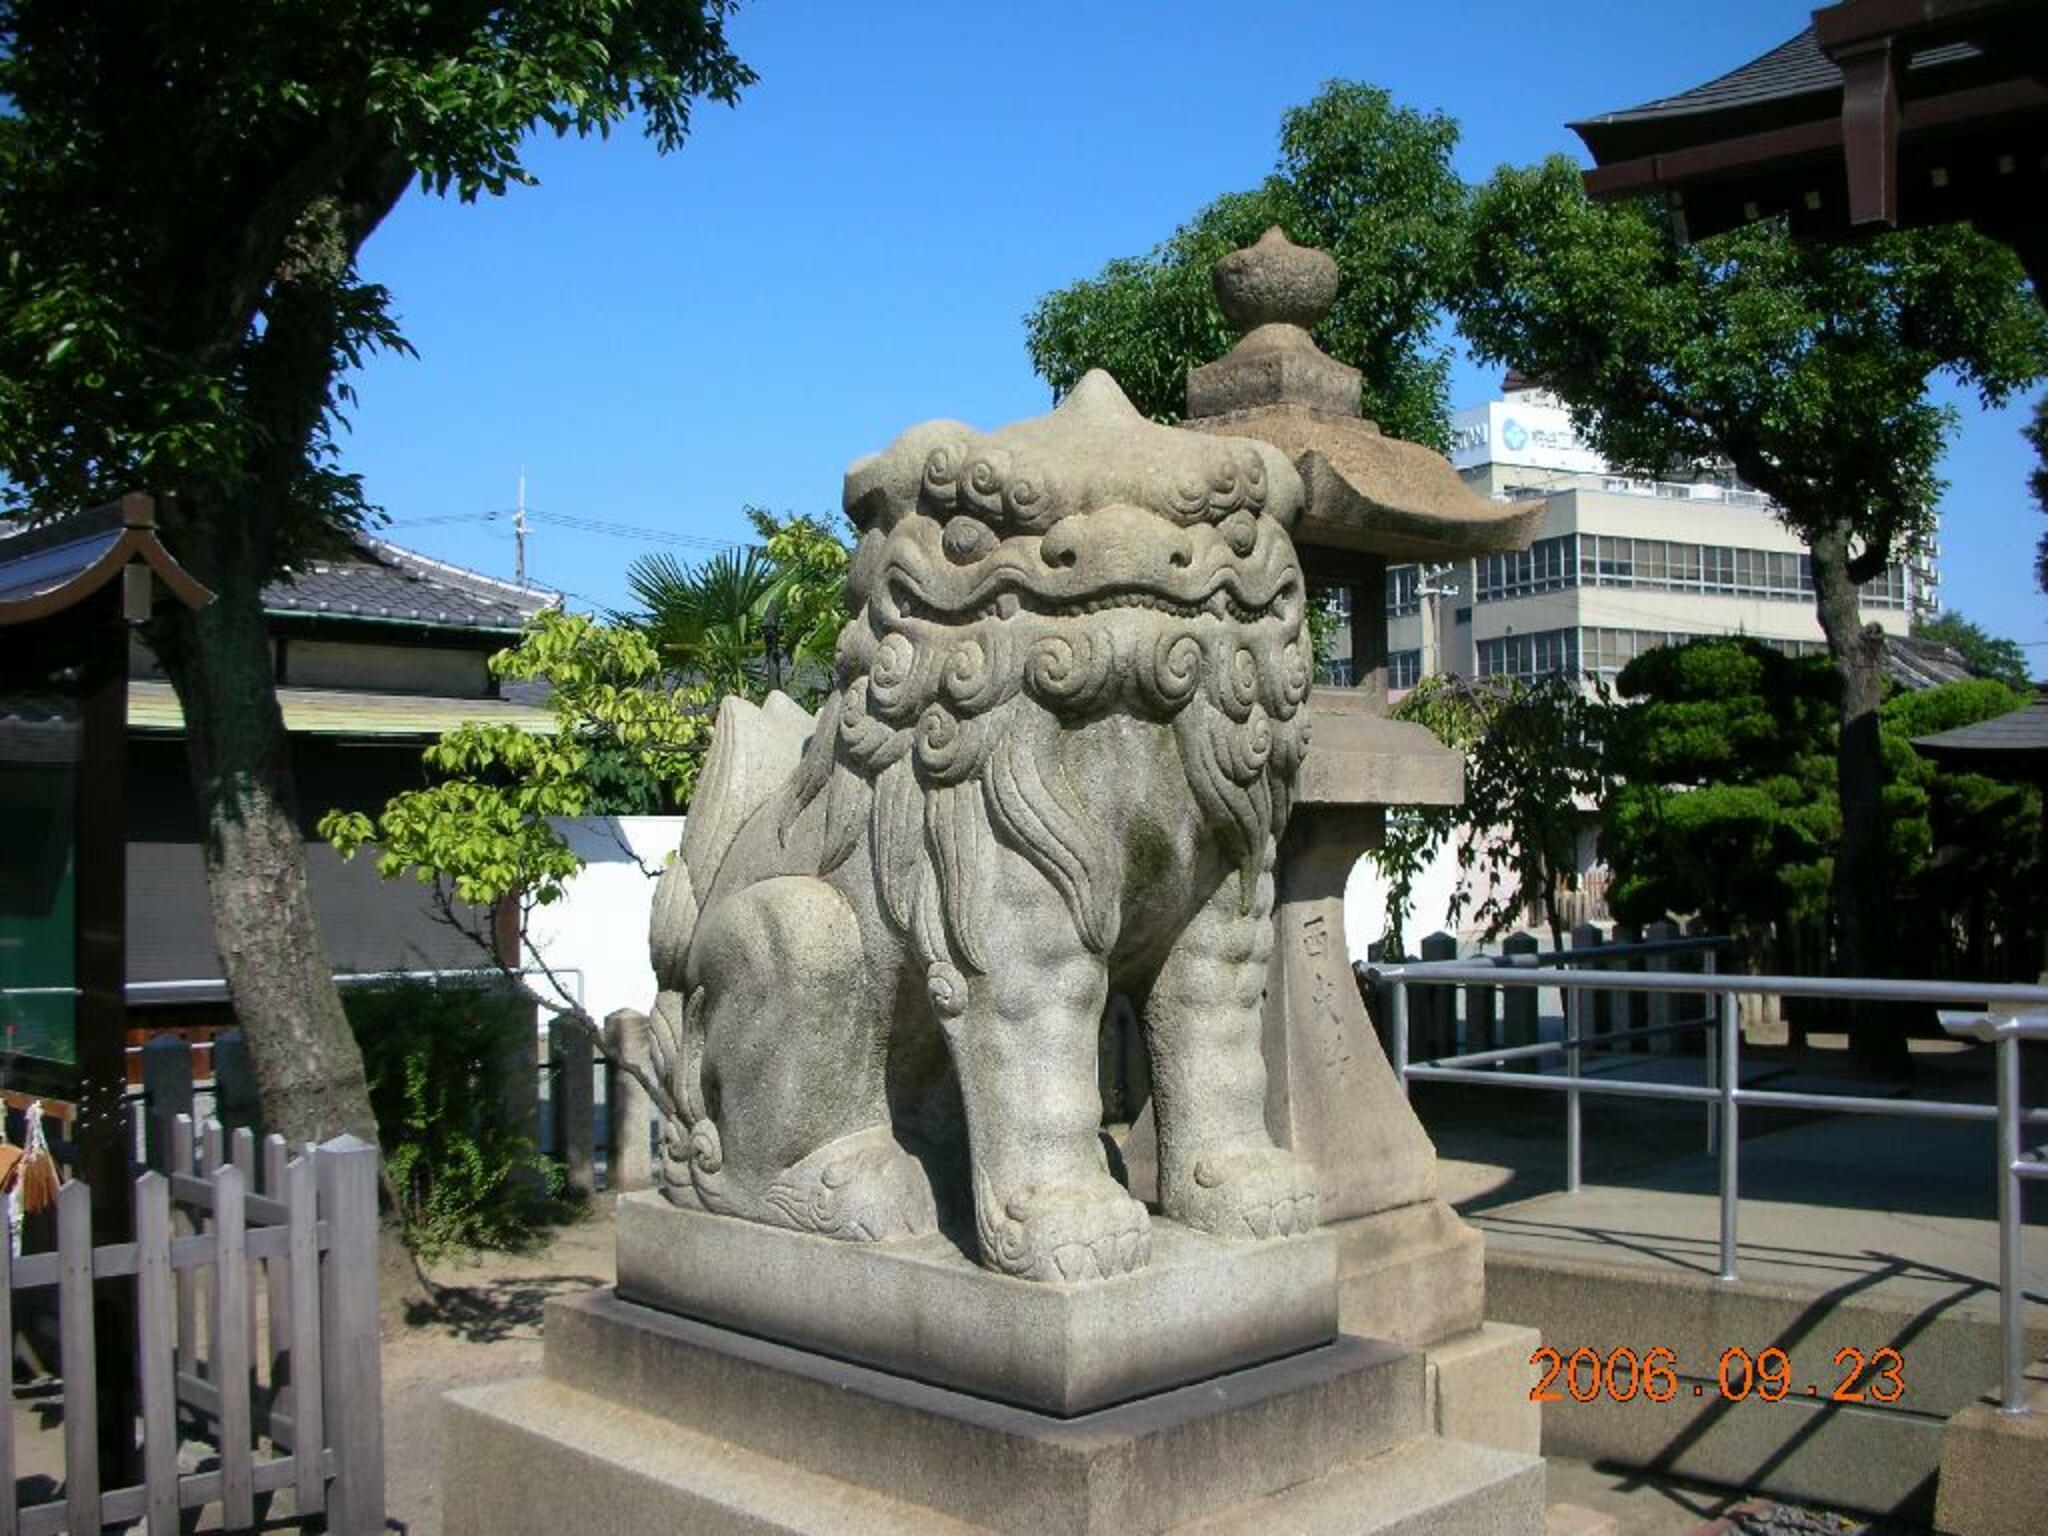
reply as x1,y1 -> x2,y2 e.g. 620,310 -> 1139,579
1181,225 -> 1546,1424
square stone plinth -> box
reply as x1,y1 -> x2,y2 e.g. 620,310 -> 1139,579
442,1290 -> 1544,1535
615,1191 -> 1337,1414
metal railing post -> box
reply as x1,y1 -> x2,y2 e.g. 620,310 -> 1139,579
1995,1025 -> 2024,1414
1390,980 -> 1410,1100
1718,988 -> 1741,1282
1566,1007 -> 1583,1195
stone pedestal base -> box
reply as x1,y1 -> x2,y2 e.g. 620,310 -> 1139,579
1329,1199 -> 1484,1347
617,1192 -> 1338,1415
444,1290 -> 1545,1536
1426,1323 -> 1543,1456
1325,1201 -> 1541,1456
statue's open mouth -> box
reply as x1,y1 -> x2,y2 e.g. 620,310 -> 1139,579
892,582 -> 1282,626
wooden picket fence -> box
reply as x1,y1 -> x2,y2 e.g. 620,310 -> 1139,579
2,1116 -> 383,1534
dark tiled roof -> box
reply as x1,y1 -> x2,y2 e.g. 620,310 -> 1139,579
1914,688 -> 2048,772
1576,27 -> 1979,129
263,535 -> 557,633
1882,634 -> 1977,692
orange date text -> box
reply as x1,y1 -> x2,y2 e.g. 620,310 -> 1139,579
1528,1346 -> 1905,1406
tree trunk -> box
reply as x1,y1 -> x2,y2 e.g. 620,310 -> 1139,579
149,519 -> 378,1149
1807,520 -> 1904,1065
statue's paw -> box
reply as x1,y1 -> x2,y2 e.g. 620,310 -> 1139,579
1168,1144 -> 1319,1241
762,1129 -> 938,1242
975,1173 -> 1152,1283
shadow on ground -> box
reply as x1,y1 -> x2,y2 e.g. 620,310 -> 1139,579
402,1272 -> 606,1343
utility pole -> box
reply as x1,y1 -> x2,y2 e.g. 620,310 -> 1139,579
1416,563 -> 1459,681
514,466 -> 529,587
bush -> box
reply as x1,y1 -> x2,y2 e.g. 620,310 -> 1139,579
343,976 -> 561,1256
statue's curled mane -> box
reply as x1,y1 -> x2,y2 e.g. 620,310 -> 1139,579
775,584 -> 1309,977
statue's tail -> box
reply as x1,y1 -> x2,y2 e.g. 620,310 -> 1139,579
649,690 -> 817,992
646,691 -> 817,1203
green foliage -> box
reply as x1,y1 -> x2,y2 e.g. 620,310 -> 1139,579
1913,610 -> 2034,691
1600,637 -> 2039,976
1306,592 -> 1343,684
1599,639 -> 1840,940
0,2 -> 753,533
1878,680 -> 2039,939
1371,673 -> 1609,953
1025,82 -> 1464,447
627,508 -> 852,706
1,2 -> 753,1145
320,609 -> 707,913
345,977 -> 560,1256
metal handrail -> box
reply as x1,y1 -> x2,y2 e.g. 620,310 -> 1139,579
1363,956 -> 2048,1416
1940,1010 -> 2048,1416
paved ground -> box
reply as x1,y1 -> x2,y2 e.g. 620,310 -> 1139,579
380,1203 -> 618,1536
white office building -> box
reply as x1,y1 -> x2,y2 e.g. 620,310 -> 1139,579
1371,378 -> 1930,691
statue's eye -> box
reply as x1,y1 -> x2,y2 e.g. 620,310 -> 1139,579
942,516 -> 998,564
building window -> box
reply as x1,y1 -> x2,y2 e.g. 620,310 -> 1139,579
1470,528 -> 1915,611
1385,566 -> 1419,617
1388,649 -> 1420,690
1859,565 -> 1909,608
1577,627 -> 1707,677
1478,535 -> 1576,601
1476,627 -> 1579,682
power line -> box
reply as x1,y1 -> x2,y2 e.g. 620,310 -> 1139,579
525,508 -> 743,552
385,504 -> 746,553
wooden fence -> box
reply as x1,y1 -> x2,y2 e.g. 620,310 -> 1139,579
4,1117 -> 383,1535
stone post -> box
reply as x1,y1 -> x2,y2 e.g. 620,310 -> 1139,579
1645,919 -> 1678,1055
1465,968 -> 1498,1060
212,1028 -> 261,1134
1610,922 -> 1642,1052
1570,922 -> 1604,1051
140,1032 -> 193,1170
501,1002 -> 542,1185
1502,931 -> 1540,1072
1416,931 -> 1459,1061
549,1017 -> 595,1199
605,1008 -> 655,1193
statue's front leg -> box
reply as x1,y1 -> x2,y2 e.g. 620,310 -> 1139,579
937,848 -> 1151,1282
1147,852 -> 1317,1239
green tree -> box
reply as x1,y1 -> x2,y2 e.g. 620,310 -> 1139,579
1372,673 -> 1610,954
321,610 -> 708,1024
1601,637 -> 2038,982
627,508 -> 850,704
0,3 -> 751,1145
1457,158 -> 2048,994
1913,610 -> 2034,691
1599,639 -> 1839,948
1024,82 -> 1464,446
1879,681 -> 2040,981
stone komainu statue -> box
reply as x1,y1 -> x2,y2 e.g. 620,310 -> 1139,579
646,371 -> 1319,1282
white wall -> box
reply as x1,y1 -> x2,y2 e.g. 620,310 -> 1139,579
1342,836 -> 1464,965
522,815 -> 685,1027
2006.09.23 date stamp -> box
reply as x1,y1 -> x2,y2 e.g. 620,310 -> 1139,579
1529,1345 -> 1906,1405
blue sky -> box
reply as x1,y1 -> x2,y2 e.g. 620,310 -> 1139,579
347,0 -> 2045,657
